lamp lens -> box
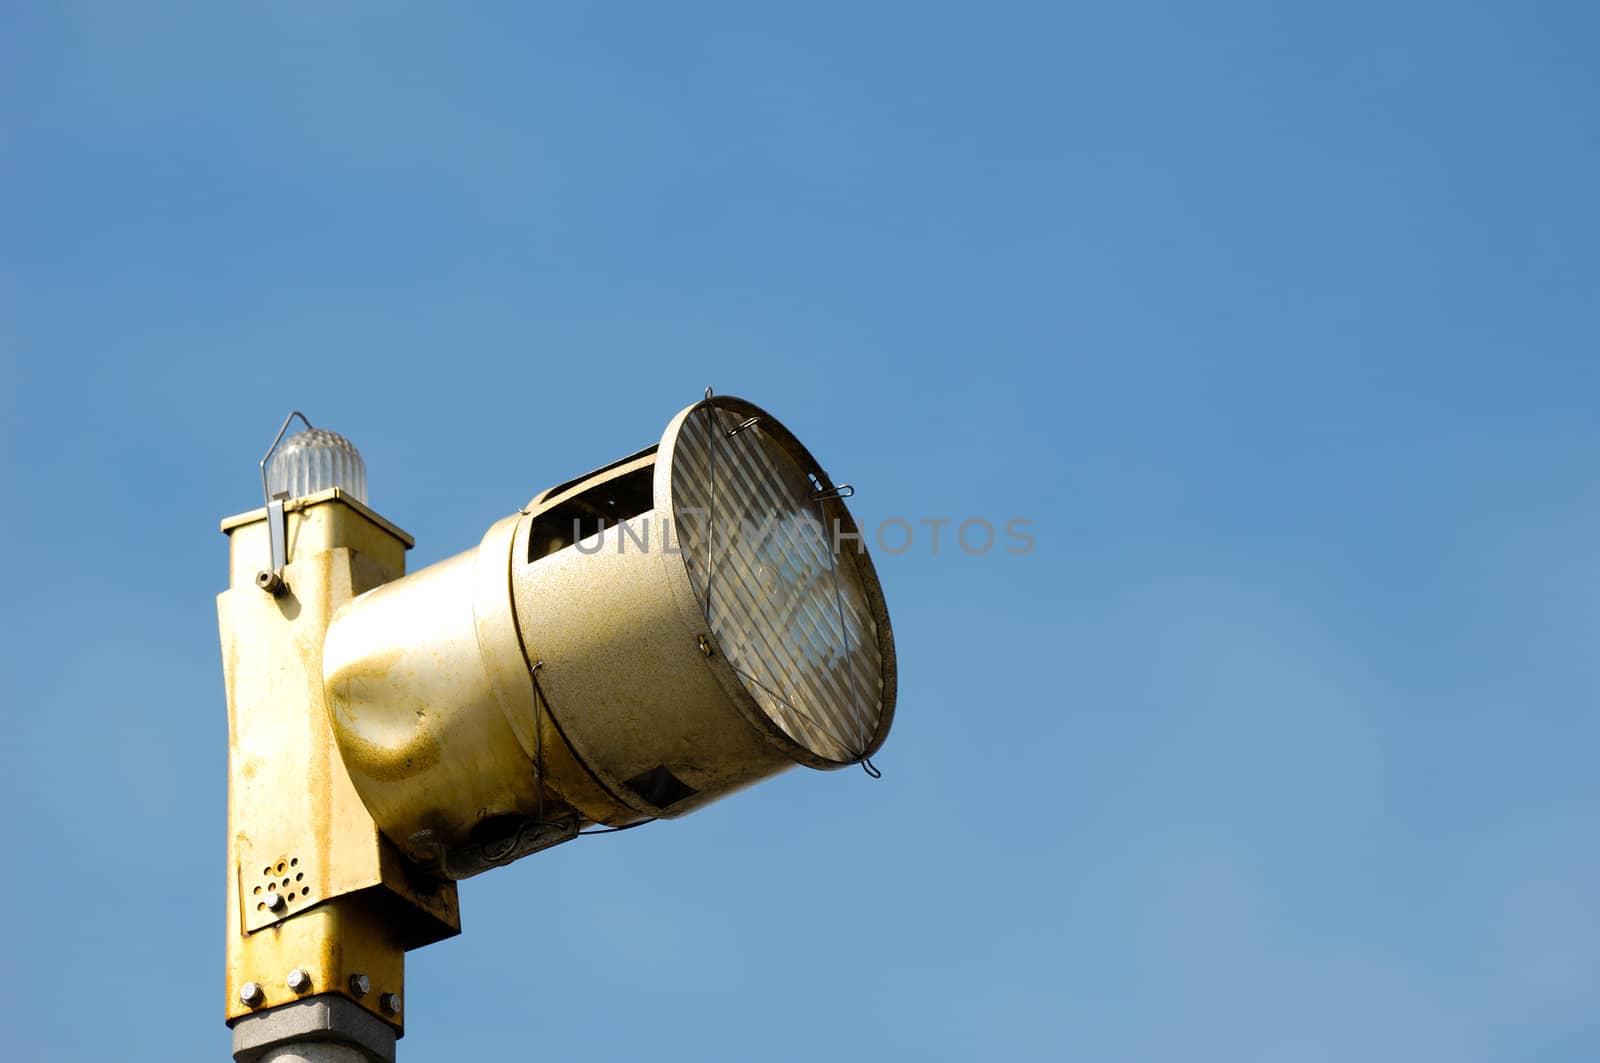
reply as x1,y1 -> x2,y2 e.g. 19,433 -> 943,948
672,405 -> 884,763
266,428 -> 368,503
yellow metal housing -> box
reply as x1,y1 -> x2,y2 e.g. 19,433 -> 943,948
320,397 -> 896,876
219,490 -> 460,1030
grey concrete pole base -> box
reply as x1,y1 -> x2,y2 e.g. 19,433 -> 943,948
231,997 -> 397,1063
261,1047 -> 370,1063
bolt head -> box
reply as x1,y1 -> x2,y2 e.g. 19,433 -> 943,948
265,889 -> 286,911
286,969 -> 313,994
348,973 -> 371,997
379,992 -> 401,1017
239,982 -> 266,1008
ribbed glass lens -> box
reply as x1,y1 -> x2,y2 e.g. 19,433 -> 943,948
266,428 -> 368,503
672,405 -> 883,763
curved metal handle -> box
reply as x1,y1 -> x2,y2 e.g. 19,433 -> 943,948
256,411 -> 313,594
260,410 -> 313,508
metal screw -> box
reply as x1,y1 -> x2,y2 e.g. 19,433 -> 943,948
379,992 -> 401,1016
255,570 -> 286,595
265,889 -> 286,911
348,973 -> 371,998
286,969 -> 313,994
239,982 -> 266,1008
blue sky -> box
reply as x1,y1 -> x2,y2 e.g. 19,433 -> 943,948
2,4 -> 1597,1060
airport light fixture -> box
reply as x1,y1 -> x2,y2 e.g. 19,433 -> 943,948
218,393 -> 896,1062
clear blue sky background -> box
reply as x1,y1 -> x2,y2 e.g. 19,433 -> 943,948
2,4 -> 1597,1061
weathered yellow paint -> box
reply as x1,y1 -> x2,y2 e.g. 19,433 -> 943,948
221,896 -> 407,1022
220,490 -> 459,1029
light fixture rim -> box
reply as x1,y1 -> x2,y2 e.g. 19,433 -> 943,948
653,394 -> 897,772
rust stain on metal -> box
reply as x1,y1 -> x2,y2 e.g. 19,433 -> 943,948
220,492 -> 459,1027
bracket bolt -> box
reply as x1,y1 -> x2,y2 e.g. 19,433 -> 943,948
239,982 -> 266,1008
349,973 -> 371,998
265,889 -> 286,911
255,569 -> 286,595
379,992 -> 402,1017
287,969 -> 313,994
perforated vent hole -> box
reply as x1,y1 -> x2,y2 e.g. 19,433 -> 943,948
253,855 -> 308,915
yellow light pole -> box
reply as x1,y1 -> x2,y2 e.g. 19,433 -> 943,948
220,396 -> 896,1061
219,416 -> 458,1062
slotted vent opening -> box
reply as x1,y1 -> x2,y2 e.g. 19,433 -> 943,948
624,765 -> 698,810
528,463 -> 655,560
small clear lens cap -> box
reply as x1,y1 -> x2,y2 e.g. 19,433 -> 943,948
266,428 -> 368,503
